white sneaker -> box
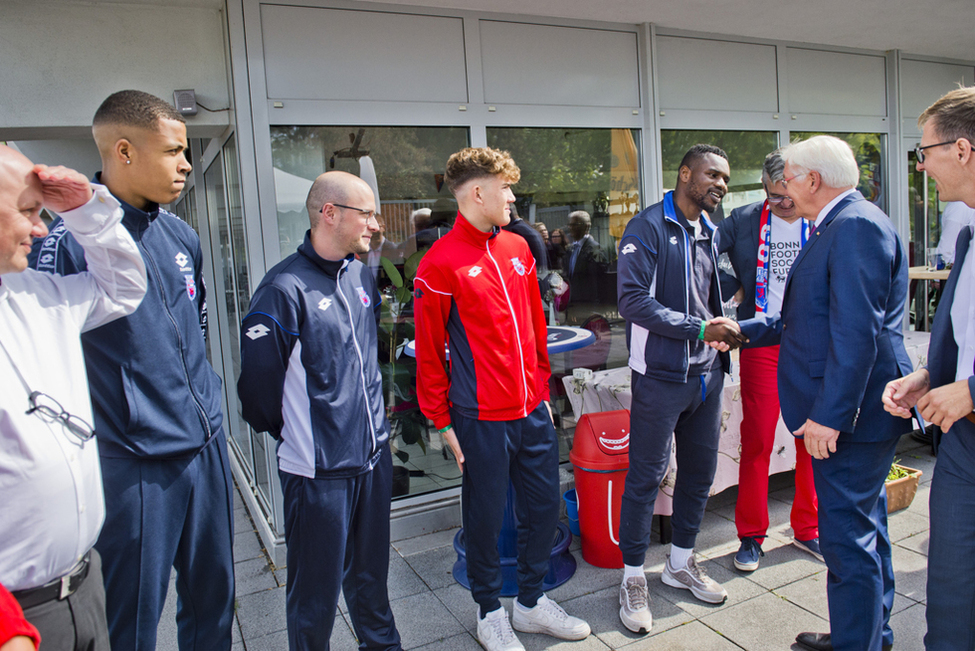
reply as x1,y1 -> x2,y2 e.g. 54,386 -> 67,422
512,594 -> 591,640
619,575 -> 653,634
661,554 -> 728,604
476,607 -> 525,651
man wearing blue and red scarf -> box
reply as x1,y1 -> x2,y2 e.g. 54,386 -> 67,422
716,150 -> 820,573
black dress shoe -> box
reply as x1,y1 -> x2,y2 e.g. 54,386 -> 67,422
795,632 -> 892,651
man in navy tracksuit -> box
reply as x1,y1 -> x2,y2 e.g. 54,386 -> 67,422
615,145 -> 745,634
238,171 -> 401,650
29,90 -> 235,650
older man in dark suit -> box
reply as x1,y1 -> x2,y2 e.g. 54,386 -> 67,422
883,86 -> 975,651
716,150 -> 819,573
740,135 -> 912,651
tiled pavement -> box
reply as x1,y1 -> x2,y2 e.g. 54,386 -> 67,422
155,432 -> 935,650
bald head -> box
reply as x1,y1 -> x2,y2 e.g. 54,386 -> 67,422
305,171 -> 373,229
0,145 -> 34,190
0,145 -> 46,274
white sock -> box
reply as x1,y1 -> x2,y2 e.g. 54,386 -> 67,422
670,544 -> 693,569
623,564 -> 645,580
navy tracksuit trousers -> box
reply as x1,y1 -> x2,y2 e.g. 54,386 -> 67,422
619,367 -> 724,565
95,430 -> 236,651
279,444 -> 401,651
452,401 -> 560,615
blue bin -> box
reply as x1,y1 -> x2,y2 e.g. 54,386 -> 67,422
563,489 -> 581,536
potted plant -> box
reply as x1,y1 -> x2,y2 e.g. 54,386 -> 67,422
379,255 -> 429,497
886,460 -> 923,514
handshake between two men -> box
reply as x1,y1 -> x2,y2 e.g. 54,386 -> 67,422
704,317 -> 748,352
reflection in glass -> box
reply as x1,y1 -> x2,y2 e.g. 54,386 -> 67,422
269,125 -> 470,500
270,126 -> 469,260
661,130 -> 779,219
793,132 -> 886,212
204,154 -> 254,485
175,187 -> 199,235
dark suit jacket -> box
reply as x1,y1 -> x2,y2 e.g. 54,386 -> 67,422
926,225 -> 975,449
564,236 -> 607,304
741,191 -> 913,442
716,201 -> 763,341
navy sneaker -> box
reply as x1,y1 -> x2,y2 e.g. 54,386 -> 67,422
733,536 -> 764,572
793,536 -> 824,562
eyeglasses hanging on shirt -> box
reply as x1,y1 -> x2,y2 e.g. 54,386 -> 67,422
0,338 -> 95,443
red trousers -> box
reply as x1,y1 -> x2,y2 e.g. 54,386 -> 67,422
735,345 -> 818,541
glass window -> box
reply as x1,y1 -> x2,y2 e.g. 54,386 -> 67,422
793,132 -> 886,212
487,127 -> 642,459
660,130 -> 780,219
269,126 -> 470,500
270,126 -> 469,260
174,186 -> 198,234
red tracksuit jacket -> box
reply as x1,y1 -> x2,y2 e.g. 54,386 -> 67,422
414,213 -> 551,429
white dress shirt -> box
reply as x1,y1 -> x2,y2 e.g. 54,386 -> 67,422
951,226 -> 975,383
813,188 -> 857,230
0,185 -> 146,591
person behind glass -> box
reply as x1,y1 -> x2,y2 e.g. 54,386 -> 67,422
562,210 -> 608,322
883,86 -> 975,651
503,203 -> 549,295
413,147 -> 591,651
738,136 -> 912,651
548,227 -> 567,271
936,201 -> 975,266
366,217 -> 401,290
715,149 -> 821,572
238,172 -> 402,651
0,145 -> 147,651
28,90 -> 236,651
615,144 -> 745,635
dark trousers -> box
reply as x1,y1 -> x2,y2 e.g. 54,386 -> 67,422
95,431 -> 236,651
279,445 -> 401,651
926,417 -> 975,650
452,402 -> 560,615
20,549 -> 110,651
619,367 -> 723,565
813,437 -> 897,651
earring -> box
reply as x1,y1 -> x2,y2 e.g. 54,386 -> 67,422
126,160 -> 131,165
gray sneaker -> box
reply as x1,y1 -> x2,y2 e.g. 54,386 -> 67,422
661,555 -> 728,604
619,575 -> 653,634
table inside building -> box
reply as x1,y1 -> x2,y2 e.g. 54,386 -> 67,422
562,330 -> 931,516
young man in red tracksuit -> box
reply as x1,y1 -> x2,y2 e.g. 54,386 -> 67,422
414,147 -> 590,651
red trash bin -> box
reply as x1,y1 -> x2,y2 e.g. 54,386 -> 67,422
569,410 -> 630,569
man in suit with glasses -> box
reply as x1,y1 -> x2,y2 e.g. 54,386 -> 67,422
883,85 -> 975,651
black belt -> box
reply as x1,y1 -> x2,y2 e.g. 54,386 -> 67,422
13,552 -> 91,610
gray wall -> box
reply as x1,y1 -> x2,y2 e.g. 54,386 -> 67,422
0,1 -> 233,140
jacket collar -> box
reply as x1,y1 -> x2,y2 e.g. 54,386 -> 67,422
94,173 -> 159,233
454,212 -> 500,247
297,230 -> 353,278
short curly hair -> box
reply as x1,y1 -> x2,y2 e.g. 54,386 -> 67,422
444,147 -> 521,195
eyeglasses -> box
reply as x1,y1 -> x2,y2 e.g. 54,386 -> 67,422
780,173 -> 807,189
767,194 -> 793,205
319,203 -> 378,221
914,139 -> 958,163
26,391 -> 95,443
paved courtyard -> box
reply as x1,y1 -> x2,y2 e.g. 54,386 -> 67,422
156,431 -> 934,650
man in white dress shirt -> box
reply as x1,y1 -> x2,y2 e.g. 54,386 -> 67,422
883,85 -> 975,651
0,145 -> 146,650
